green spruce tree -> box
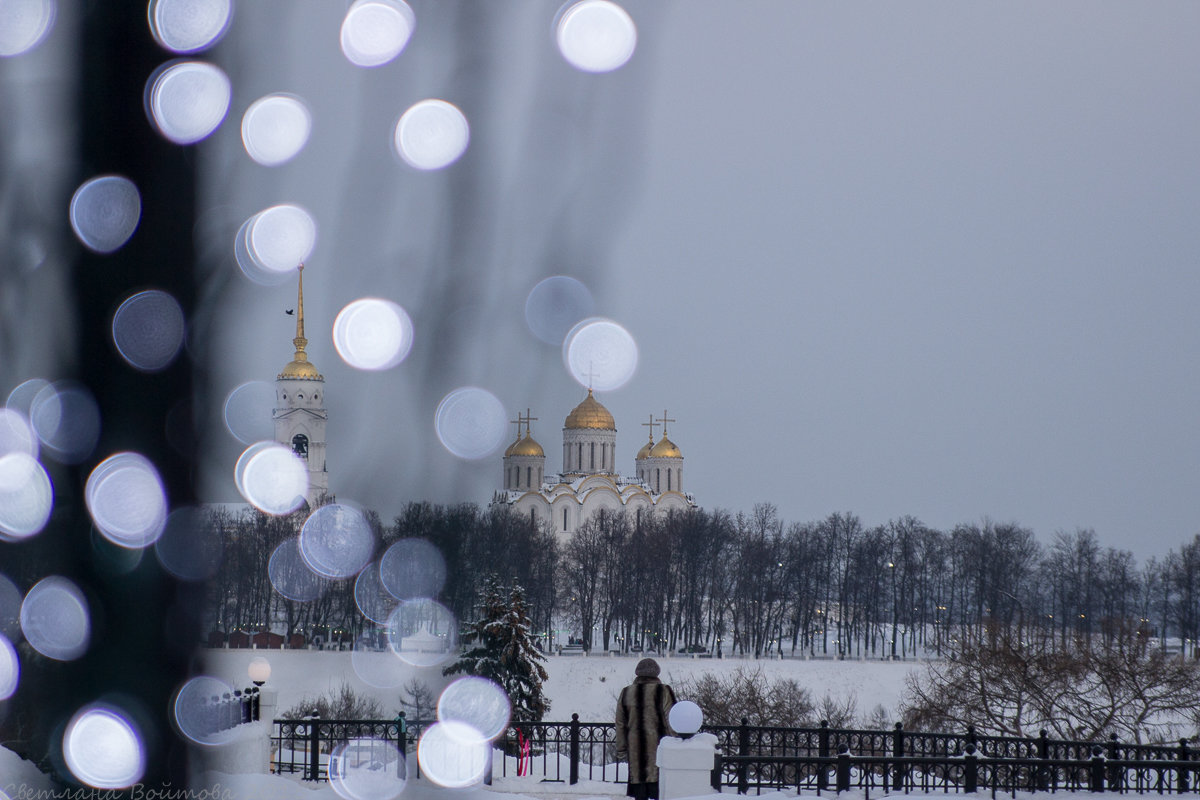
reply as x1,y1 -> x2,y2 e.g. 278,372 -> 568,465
444,575 -> 550,722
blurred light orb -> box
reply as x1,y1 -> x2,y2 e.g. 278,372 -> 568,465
563,317 -> 638,391
148,0 -> 231,53
379,538 -> 446,600
268,537 -> 326,602
242,93 -> 312,166
0,574 -> 22,639
111,289 -> 185,372
0,0 -> 55,57
0,453 -> 52,542
63,705 -> 146,789
350,633 -> 405,689
385,599 -> 458,668
525,275 -> 595,345
299,503 -> 375,579
434,387 -> 507,460
417,721 -> 489,788
669,700 -> 703,734
30,381 -> 101,464
20,575 -> 90,661
235,441 -> 308,515
0,634 -> 17,700
438,677 -> 511,741
333,298 -> 413,371
340,0 -> 414,67
248,656 -> 271,684
172,676 -> 236,746
354,562 -> 399,624
146,60 -> 231,144
0,408 -> 38,459
156,507 -> 222,581
85,452 -> 168,549
223,381 -> 276,444
556,0 -> 636,73
6,377 -> 51,418
247,205 -> 316,274
69,175 -> 141,254
329,737 -> 406,800
394,99 -> 469,170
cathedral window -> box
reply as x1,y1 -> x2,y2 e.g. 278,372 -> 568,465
292,434 -> 309,460
601,443 -> 606,470
538,467 -> 542,485
667,470 -> 672,491
590,443 -> 595,470
563,508 -> 568,531
526,466 -> 531,487
655,469 -> 660,492
577,443 -> 582,470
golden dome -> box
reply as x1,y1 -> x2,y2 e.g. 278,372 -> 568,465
564,390 -> 616,430
505,433 -> 545,458
279,356 -> 322,380
650,436 -> 682,459
636,438 -> 654,460
278,263 -> 323,380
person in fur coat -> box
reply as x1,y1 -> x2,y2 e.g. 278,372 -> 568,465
615,658 -> 677,800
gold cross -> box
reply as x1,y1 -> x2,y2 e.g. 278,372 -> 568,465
642,414 -> 658,442
656,410 -> 677,437
519,408 -> 539,437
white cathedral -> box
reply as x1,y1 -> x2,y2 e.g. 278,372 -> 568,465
491,391 -> 697,535
273,265 -> 329,509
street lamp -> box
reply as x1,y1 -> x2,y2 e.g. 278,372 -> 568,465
669,701 -> 703,740
248,656 -> 271,686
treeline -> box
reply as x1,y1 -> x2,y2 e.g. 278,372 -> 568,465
204,502 -> 1200,659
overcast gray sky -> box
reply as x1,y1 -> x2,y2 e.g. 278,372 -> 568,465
201,2 -> 1200,561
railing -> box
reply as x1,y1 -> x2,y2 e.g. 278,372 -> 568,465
200,686 -> 261,736
272,715 -> 1199,794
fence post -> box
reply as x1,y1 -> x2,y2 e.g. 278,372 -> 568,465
396,713 -> 407,779
891,722 -> 904,793
711,752 -> 722,792
1106,733 -> 1120,790
836,744 -> 850,793
307,713 -> 321,782
817,719 -> 829,792
569,713 -> 580,785
1088,745 -> 1105,792
963,743 -> 978,793
737,718 -> 750,795
1178,738 -> 1191,794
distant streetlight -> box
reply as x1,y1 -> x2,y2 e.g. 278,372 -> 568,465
669,701 -> 703,740
248,656 -> 271,686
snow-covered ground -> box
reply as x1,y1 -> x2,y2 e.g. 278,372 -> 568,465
202,649 -> 924,724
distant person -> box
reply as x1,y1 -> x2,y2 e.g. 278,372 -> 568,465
615,658 -> 677,800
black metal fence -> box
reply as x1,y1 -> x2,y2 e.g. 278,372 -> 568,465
271,715 -> 1200,794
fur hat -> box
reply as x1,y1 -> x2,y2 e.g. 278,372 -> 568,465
634,657 -> 660,678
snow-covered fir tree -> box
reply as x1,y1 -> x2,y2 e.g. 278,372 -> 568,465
444,575 -> 550,722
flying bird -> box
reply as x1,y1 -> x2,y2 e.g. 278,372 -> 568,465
285,309 -> 294,315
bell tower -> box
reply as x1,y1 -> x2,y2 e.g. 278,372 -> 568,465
273,264 -> 329,507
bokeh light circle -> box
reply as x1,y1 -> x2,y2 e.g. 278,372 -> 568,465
20,575 -> 89,661
555,0 -> 637,73
434,387 -> 507,460
63,704 -> 146,789
85,452 -> 168,549
669,700 -> 703,734
111,289 -> 185,372
350,632 -> 406,689
379,538 -> 446,601
340,0 -> 414,68
223,381 -> 276,444
241,93 -> 312,166
235,441 -> 308,515
333,298 -> 414,371
155,506 -> 223,581
248,205 -> 316,274
525,275 -> 595,345
29,381 -> 101,464
385,599 -> 458,668
563,317 -> 638,391
329,737 -> 407,800
0,0 -> 56,57
299,504 -> 375,579
171,676 -> 237,746
0,634 -> 18,700
394,99 -> 469,170
268,537 -> 326,602
6,378 -> 51,418
148,0 -> 231,53
417,720 -> 489,788
146,60 -> 231,144
69,175 -> 141,254
438,677 -> 511,741
0,407 -> 38,459
0,453 -> 52,542
354,562 -> 399,624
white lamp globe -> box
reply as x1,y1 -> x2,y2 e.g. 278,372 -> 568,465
669,700 -> 703,736
248,656 -> 271,686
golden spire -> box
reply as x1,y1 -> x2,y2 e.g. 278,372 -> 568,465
279,263 -> 323,380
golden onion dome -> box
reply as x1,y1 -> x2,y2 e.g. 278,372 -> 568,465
279,356 -> 322,380
564,390 -> 616,430
636,437 -> 654,460
650,436 -> 682,459
505,433 -> 545,458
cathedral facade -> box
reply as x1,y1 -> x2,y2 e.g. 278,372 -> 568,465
492,390 -> 696,535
